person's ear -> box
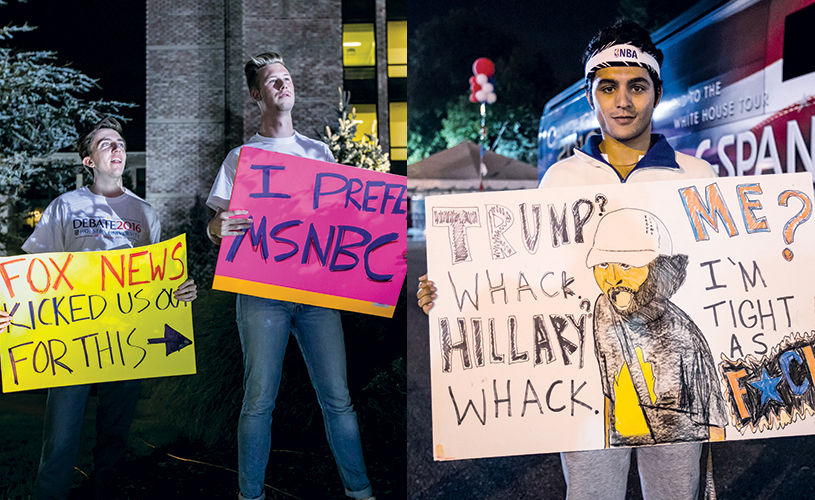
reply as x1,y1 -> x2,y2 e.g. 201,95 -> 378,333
83,157 -> 94,168
585,88 -> 594,110
654,86 -> 663,107
250,87 -> 262,102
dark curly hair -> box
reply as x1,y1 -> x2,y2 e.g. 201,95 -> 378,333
583,19 -> 664,105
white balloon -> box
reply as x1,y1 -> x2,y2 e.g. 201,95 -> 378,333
487,93 -> 497,104
475,73 -> 488,85
481,82 -> 494,93
475,89 -> 487,101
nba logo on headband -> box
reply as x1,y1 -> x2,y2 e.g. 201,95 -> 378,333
585,43 -> 660,80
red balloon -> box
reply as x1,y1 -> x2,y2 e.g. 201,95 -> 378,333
469,74 -> 481,97
469,93 -> 479,103
472,58 -> 495,77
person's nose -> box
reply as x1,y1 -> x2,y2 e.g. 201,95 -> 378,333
615,89 -> 633,109
609,265 -> 623,285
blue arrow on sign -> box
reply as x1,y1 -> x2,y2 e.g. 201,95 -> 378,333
147,324 -> 192,356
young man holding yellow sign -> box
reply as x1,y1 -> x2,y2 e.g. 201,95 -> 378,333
22,117 -> 197,500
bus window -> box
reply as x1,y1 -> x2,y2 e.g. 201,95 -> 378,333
783,2 -> 815,81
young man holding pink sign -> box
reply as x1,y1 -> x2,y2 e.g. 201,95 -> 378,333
206,52 -> 375,500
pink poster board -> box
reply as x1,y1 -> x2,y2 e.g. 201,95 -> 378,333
213,148 -> 407,317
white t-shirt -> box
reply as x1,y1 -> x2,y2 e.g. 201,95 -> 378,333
22,186 -> 161,254
206,131 -> 334,212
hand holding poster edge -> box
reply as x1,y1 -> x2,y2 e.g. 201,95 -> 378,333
424,173 -> 815,460
212,148 -> 407,318
0,234 -> 196,393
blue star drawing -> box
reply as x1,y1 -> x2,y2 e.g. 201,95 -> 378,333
749,369 -> 783,406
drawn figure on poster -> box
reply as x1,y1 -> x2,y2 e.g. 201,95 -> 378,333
586,208 -> 728,447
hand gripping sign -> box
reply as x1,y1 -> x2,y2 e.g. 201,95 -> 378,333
0,234 -> 194,393
212,148 -> 407,318
425,173 -> 815,461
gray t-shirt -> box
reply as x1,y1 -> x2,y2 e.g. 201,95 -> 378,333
23,186 -> 160,253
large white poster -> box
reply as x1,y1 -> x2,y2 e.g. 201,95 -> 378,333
425,173 -> 815,461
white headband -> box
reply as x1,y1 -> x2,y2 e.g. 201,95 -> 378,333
584,43 -> 660,80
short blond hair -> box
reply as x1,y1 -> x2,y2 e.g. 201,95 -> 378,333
244,52 -> 287,91
77,116 -> 125,160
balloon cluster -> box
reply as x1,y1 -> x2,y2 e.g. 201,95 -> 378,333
469,58 -> 497,104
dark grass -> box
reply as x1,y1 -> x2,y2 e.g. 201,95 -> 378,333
0,411 -> 45,499
110,433 -> 403,499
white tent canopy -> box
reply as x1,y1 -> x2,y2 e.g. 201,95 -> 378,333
407,141 -> 539,194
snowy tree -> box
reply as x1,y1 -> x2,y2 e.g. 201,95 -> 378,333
320,88 -> 391,173
0,6 -> 132,252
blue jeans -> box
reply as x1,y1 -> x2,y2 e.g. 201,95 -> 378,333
33,380 -> 141,500
236,295 -> 372,499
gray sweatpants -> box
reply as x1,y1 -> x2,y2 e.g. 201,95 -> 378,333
560,442 -> 702,500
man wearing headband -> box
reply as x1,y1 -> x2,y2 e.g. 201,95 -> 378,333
416,18 -> 721,500
539,19 -> 718,500
541,20 -> 715,187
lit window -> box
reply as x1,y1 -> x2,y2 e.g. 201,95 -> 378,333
343,24 -> 376,67
389,101 -> 406,160
387,21 -> 407,77
25,209 -> 44,227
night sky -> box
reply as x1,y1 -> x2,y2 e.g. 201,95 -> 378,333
408,0 -> 702,89
2,0 -> 146,150
408,0 -> 626,88
3,0 -> 704,154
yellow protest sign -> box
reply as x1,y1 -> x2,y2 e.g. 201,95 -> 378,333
0,234 -> 195,392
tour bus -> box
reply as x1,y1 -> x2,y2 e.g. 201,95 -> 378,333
537,0 -> 815,182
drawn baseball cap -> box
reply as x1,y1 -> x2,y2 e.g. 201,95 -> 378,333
586,208 -> 672,268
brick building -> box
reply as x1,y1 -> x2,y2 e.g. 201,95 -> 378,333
145,0 -> 406,230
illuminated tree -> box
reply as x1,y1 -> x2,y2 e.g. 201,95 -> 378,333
0,10 -> 131,252
320,88 -> 391,173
